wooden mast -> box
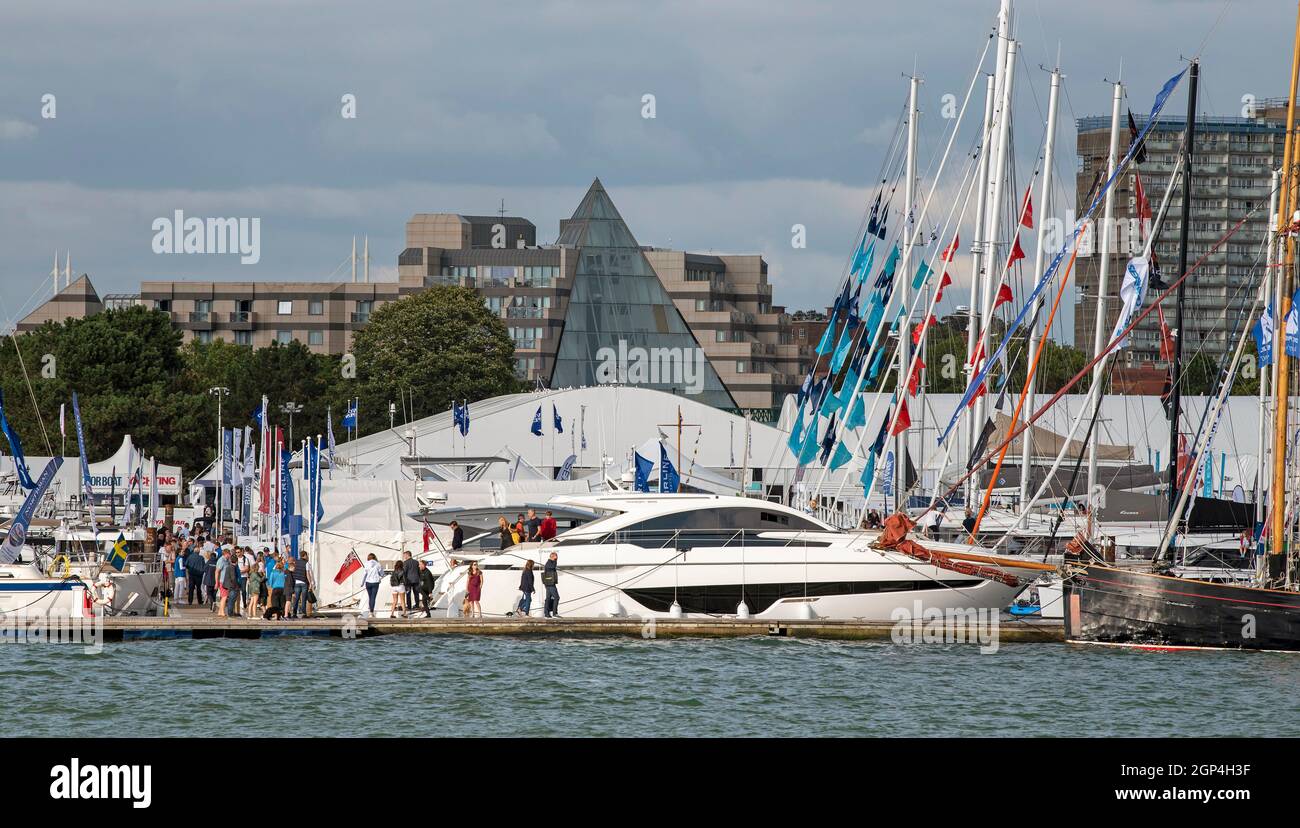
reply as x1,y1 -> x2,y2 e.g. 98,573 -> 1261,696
1270,4 -> 1300,581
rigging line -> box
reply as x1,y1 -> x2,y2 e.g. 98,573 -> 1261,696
969,236 -> 1081,537
919,197 -> 1267,527
811,40 -> 996,498
9,336 -> 53,456
1192,0 -> 1235,61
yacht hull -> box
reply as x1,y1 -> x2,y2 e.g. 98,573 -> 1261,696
1063,564 -> 1300,651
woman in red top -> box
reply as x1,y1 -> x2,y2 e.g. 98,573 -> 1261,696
466,561 -> 484,619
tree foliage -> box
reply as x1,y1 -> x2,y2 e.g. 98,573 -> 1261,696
0,288 -> 521,477
349,285 -> 523,423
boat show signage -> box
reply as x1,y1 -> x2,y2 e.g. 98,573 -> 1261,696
0,456 -> 63,564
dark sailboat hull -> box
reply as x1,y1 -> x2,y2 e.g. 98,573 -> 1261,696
1063,564 -> 1300,651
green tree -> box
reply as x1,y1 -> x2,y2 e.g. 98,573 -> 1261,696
348,285 -> 522,432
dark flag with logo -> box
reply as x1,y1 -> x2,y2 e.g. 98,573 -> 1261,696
967,417 -> 996,472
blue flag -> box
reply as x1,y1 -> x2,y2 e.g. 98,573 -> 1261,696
0,389 -> 35,490
280,445 -> 295,537
881,451 -> 895,497
72,392 -> 93,506
552,403 -> 563,434
859,452 -> 877,498
0,457 -> 61,564
107,532 -> 129,572
1252,306 -> 1274,367
829,441 -> 852,471
326,409 -> 337,470
787,401 -> 807,456
798,417 -> 820,467
460,401 -> 470,437
659,443 -> 680,493
531,405 -> 543,436
222,428 -> 234,485
341,400 -> 358,429
1286,288 -> 1300,358
251,405 -> 263,427
634,451 -> 653,492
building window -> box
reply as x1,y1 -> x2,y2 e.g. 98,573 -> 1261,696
234,331 -> 251,346
308,330 -> 324,346
276,330 -> 292,344
736,361 -> 747,374
309,299 -> 324,315
277,300 -> 293,315
156,300 -> 171,312
197,331 -> 213,344
716,330 -> 726,342
354,300 -> 373,323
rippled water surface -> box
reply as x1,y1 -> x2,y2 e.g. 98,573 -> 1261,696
3,636 -> 1297,737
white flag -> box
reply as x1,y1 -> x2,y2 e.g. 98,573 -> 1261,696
1110,256 -> 1150,349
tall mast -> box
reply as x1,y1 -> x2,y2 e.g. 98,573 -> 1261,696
1086,80 -> 1124,506
1260,168 -> 1279,503
975,5 -> 1016,447
1167,61 -> 1200,535
1020,66 -> 1062,507
964,74 -> 997,508
896,74 -> 920,503
1273,7 -> 1300,580
352,236 -> 357,283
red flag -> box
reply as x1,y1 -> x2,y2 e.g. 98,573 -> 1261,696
1157,304 -> 1176,361
940,234 -> 960,262
423,523 -> 436,553
911,314 -> 935,346
967,339 -> 985,367
1020,187 -> 1034,229
936,271 -> 953,302
966,381 -> 987,408
891,399 -> 912,435
993,283 -> 1014,310
1005,235 -> 1025,269
333,549 -> 362,584
907,358 -> 926,396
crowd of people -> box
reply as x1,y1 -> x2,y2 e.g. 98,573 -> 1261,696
151,511 -> 564,621
157,529 -> 316,620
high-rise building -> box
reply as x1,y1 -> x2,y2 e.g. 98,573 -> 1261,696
1073,102 -> 1284,370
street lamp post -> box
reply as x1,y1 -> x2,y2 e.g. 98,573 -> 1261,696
281,402 -> 304,446
209,386 -> 230,536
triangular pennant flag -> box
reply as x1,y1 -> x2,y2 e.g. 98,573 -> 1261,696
845,391 -> 867,430
911,260 -> 932,292
936,270 -> 953,302
859,452 -> 878,495
891,399 -> 911,436
1005,235 -> 1025,269
1020,187 -> 1034,229
993,283 -> 1014,310
940,234 -> 959,262
967,417 -> 996,471
787,401 -> 807,455
911,314 -> 935,346
829,441 -> 853,471
907,358 -> 926,397
870,414 -> 889,456
819,413 -> 839,464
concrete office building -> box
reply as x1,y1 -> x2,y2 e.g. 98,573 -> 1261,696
17,180 -> 801,413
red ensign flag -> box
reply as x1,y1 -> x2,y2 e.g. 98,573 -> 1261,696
333,549 -> 362,584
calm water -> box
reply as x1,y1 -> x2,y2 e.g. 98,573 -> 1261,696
2,636 -> 1298,737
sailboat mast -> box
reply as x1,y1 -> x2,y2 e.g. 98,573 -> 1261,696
964,74 -> 997,508
1166,61 -> 1199,532
897,74 -> 920,503
1260,168 -> 1279,503
1086,80 -> 1124,509
1272,8 -> 1300,580
976,6 -> 1016,447
1020,66 -> 1061,508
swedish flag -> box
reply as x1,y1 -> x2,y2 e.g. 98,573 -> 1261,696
107,532 -> 128,571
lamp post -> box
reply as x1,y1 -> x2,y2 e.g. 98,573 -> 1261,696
209,386 -> 229,535
281,402 -> 304,446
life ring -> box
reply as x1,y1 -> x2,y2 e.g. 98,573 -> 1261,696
47,554 -> 71,579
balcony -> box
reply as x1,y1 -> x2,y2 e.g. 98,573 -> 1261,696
506,306 -> 546,319
188,311 -> 213,330
350,312 -> 371,324
228,310 -> 256,330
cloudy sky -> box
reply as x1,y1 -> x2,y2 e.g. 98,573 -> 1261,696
0,0 -> 1287,343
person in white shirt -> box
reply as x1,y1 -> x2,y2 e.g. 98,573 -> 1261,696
361,553 -> 384,617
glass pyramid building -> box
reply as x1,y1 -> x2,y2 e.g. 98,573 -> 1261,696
550,179 -> 735,408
